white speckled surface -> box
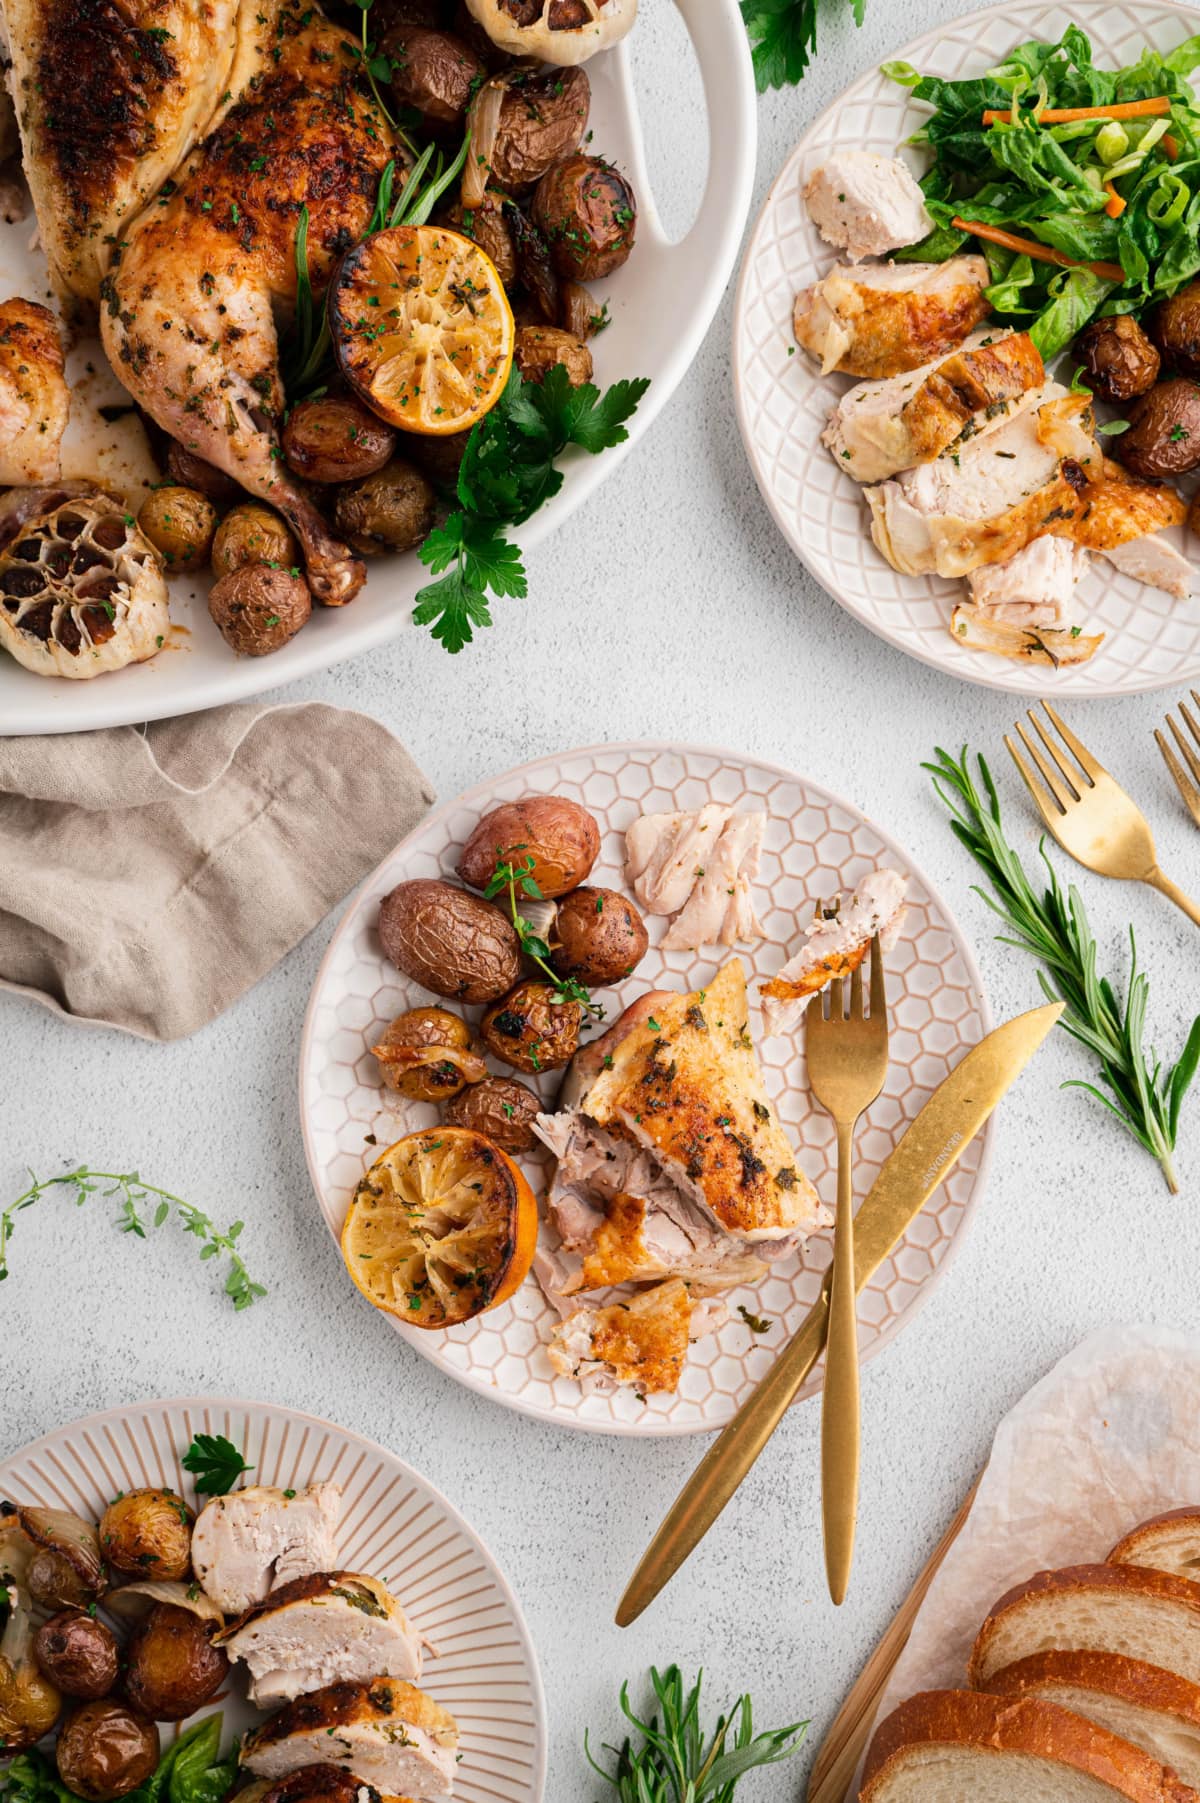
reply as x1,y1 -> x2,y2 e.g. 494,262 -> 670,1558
4,1 -> 1200,1796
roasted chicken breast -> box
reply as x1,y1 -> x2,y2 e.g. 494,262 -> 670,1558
192,1483 -> 341,1615
0,299 -> 69,482
761,868 -> 907,1037
803,153 -> 932,261
219,1572 -> 422,1706
793,257 -> 990,379
241,1677 -> 458,1800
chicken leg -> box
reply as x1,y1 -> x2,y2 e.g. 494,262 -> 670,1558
101,3 -> 397,603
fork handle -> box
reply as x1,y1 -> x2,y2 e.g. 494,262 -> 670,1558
822,1116 -> 861,1607
1146,866 -> 1200,929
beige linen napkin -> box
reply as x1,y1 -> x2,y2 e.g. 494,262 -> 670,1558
0,702 -> 433,1040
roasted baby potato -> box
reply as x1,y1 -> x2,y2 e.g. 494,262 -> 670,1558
457,795 -> 600,897
19,1507 -> 106,1608
442,197 -> 517,288
1150,281 -> 1200,375
378,878 -> 522,1002
480,979 -> 583,1071
1114,378 -> 1200,478
489,66 -> 589,190
372,1006 -> 487,1099
385,25 -> 486,129
404,427 -> 472,489
34,1611 -> 120,1700
211,504 -> 298,578
165,441 -> 241,503
99,1489 -> 192,1581
208,565 -> 312,656
56,1700 -> 160,1801
514,324 -> 592,387
332,460 -> 435,555
532,153 -> 636,280
136,486 -> 218,573
123,1602 -> 228,1722
443,1074 -> 541,1153
1074,314 -> 1160,404
282,397 -> 397,485
550,885 -> 647,985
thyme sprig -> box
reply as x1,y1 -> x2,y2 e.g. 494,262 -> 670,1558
484,853 -> 603,1019
926,746 -> 1200,1192
0,1167 -> 267,1310
586,1664 -> 807,1801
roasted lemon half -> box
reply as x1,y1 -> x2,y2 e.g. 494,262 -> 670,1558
330,225 -> 514,435
341,1127 -> 537,1328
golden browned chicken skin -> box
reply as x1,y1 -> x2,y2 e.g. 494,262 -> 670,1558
100,2 -> 399,603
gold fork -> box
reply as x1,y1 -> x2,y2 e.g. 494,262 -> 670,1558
1155,690 -> 1200,832
806,937 -> 889,1606
1005,701 -> 1200,930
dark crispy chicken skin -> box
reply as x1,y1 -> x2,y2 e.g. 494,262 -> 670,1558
100,4 -> 398,603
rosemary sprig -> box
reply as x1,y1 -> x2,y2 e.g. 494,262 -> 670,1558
926,746 -> 1200,1193
586,1665 -> 807,1802
484,853 -> 603,1019
0,1167 -> 268,1310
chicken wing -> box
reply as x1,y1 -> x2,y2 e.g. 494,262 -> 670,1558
101,4 -> 397,603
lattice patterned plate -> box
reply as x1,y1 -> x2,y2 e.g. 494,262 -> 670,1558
0,1398 -> 546,1803
301,744 -> 993,1437
733,0 -> 1200,698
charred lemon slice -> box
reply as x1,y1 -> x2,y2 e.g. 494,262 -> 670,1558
329,225 -> 514,435
341,1127 -> 537,1328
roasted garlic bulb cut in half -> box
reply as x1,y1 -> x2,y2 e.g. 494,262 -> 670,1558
0,298 -> 69,484
0,495 -> 169,679
464,0 -> 636,65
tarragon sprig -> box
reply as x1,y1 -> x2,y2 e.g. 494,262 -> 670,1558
926,746 -> 1200,1192
0,1168 -> 267,1310
586,1664 -> 807,1801
484,852 -> 603,1020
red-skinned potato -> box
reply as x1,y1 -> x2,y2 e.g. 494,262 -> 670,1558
457,795 -> 600,898
550,885 -> 647,985
56,1700 -> 160,1801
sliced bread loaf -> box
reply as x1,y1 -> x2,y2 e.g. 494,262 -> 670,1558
860,1690 -> 1200,1801
1111,1511 -> 1200,1582
984,1652 -> 1200,1790
970,1565 -> 1200,1690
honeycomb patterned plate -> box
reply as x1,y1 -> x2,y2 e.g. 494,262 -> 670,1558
300,743 -> 993,1436
0,1397 -> 546,1803
733,0 -> 1200,699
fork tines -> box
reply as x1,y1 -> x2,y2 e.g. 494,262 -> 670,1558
1156,690 -> 1200,830
1005,700 -> 1099,821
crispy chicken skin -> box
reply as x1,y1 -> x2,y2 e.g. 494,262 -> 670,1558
0,298 -> 69,482
242,1676 -> 458,1799
547,1279 -> 728,1395
793,257 -> 990,379
2,0 -> 255,310
100,3 -> 397,604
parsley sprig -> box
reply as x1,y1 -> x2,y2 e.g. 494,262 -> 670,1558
414,363 -> 650,653
0,1168 -> 267,1310
484,851 -> 602,1019
927,747 -> 1200,1192
181,1433 -> 254,1496
741,0 -> 866,90
586,1665 -> 807,1801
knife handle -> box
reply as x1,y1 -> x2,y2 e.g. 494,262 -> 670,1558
615,1289 -> 832,1626
821,1119 -> 860,1607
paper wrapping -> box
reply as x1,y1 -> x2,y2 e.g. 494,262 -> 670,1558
852,1325 -> 1200,1794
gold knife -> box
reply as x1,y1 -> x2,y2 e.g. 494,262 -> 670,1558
615,1000 -> 1064,1628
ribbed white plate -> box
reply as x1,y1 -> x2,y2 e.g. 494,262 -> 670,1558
300,742 -> 993,1437
733,0 -> 1200,697
0,1397 -> 546,1803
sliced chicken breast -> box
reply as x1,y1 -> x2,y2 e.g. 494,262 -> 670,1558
219,1573 -> 422,1706
241,1677 -> 457,1800
803,153 -> 932,261
824,331 -> 1044,483
793,257 -> 990,379
192,1484 -> 341,1615
661,812 -> 765,951
967,537 -> 1090,628
625,803 -> 731,916
1101,534 -> 1194,599
761,868 -> 907,1037
546,1279 -> 728,1395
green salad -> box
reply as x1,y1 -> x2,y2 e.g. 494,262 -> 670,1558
884,27 -> 1200,359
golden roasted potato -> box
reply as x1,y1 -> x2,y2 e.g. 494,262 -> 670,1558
457,794 -> 600,898
532,153 -> 636,281
209,566 -> 312,656
99,1489 -> 192,1581
514,325 -> 593,388
123,1603 -> 227,1722
332,460 -> 434,555
480,979 -> 582,1071
56,1701 -> 159,1801
281,397 -> 396,485
372,1006 -> 487,1100
550,885 -> 647,985
137,486 -> 218,573
211,504 -> 298,579
442,197 -> 517,289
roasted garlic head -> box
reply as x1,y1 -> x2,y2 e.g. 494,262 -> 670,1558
464,0 -> 636,65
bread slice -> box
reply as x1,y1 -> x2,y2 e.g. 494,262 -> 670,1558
970,1565 -> 1200,1691
861,1690 -> 1200,1801
1111,1511 -> 1200,1582
984,1652 -> 1200,1790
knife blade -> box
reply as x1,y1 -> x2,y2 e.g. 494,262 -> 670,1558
615,1000 -> 1063,1628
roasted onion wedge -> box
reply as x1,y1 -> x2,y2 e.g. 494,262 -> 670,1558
950,602 -> 1103,666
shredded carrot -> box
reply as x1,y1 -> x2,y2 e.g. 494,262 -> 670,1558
982,96 -> 1171,125
951,216 -> 1125,282
1103,181 -> 1126,218
1163,132 -> 1180,161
